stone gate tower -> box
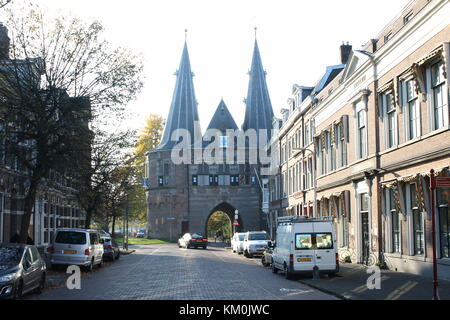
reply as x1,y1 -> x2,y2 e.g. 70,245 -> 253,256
146,38 -> 274,241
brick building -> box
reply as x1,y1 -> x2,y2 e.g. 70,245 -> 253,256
269,0 -> 450,279
0,22 -> 87,247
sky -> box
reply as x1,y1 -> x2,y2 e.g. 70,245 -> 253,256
4,0 -> 412,133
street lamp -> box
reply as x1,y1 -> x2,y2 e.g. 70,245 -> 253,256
292,147 -> 317,218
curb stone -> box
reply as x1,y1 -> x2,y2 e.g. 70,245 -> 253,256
297,279 -> 348,300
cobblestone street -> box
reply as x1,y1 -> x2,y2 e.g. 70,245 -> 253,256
27,244 -> 336,300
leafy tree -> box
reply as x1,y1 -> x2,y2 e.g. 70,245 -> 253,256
0,2 -> 143,243
207,212 -> 232,241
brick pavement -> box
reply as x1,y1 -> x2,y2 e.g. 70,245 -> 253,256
27,244 -> 336,300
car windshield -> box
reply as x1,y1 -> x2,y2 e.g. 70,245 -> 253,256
55,231 -> 87,245
0,247 -> 23,268
238,235 -> 245,241
249,233 -> 268,240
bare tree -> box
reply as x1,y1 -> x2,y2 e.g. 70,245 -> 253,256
0,2 -> 143,243
73,128 -> 136,229
0,0 -> 12,9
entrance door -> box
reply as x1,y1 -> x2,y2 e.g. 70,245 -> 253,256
360,193 -> 370,265
361,212 -> 370,265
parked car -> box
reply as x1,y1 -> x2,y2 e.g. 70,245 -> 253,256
98,230 -> 111,240
178,233 -> 208,249
47,228 -> 104,272
231,233 -> 246,254
272,216 -> 339,280
261,241 -> 274,267
136,231 -> 146,238
103,238 -> 120,261
0,243 -> 46,299
243,231 -> 270,258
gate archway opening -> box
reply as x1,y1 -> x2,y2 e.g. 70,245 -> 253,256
205,203 -> 243,244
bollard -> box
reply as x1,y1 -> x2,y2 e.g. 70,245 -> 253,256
312,266 -> 320,280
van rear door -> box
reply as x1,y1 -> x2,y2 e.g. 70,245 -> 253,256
294,223 -> 315,272
313,222 -> 336,271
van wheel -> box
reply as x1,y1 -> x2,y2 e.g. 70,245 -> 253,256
84,260 -> 94,272
284,265 -> 294,280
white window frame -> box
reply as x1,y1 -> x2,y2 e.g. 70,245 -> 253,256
355,101 -> 368,160
219,136 -> 228,149
401,78 -> 421,141
380,90 -> 398,149
427,60 -> 449,131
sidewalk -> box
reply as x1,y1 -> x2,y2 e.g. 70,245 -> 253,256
298,263 -> 450,300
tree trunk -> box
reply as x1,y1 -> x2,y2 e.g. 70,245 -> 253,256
111,215 -> 116,238
84,208 -> 93,229
19,180 -> 39,244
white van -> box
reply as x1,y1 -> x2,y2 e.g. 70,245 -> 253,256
271,216 -> 339,279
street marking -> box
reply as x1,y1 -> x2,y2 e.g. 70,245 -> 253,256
280,288 -> 314,294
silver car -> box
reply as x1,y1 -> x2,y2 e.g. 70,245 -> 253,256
48,229 -> 104,272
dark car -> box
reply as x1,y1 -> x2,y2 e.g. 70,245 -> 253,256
178,233 -> 208,249
0,243 -> 46,299
261,241 -> 274,268
103,238 -> 120,261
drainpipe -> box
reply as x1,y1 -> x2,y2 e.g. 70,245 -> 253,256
356,50 -> 383,263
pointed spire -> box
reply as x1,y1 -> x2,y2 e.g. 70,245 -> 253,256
242,38 -> 274,140
207,99 -> 238,133
157,40 -> 201,151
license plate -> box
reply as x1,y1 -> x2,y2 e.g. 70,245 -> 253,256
64,250 -> 77,254
298,258 -> 312,262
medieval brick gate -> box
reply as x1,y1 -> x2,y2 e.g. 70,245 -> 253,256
146,38 -> 274,241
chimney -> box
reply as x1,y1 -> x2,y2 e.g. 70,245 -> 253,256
340,42 -> 352,65
0,22 -> 10,60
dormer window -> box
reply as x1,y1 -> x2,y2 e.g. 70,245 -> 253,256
384,32 -> 392,43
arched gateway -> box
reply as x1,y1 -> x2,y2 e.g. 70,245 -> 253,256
146,37 -> 274,241
205,202 -> 244,238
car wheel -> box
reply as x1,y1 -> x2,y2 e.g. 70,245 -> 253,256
116,251 -> 120,260
261,256 -> 268,267
272,264 -> 278,274
111,253 -> 115,262
34,274 -> 46,294
14,280 -> 23,300
98,258 -> 103,268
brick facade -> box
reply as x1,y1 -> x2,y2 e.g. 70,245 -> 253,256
270,0 -> 450,279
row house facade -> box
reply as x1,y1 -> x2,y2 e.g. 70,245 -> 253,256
269,0 -> 450,279
0,22 -> 87,248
